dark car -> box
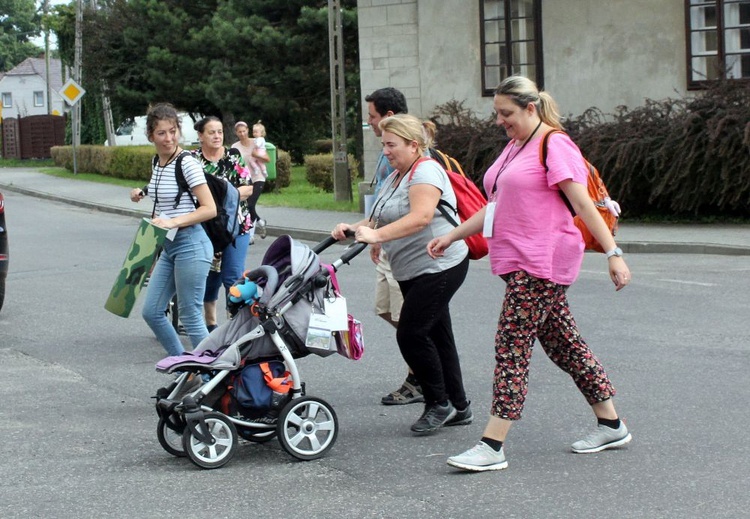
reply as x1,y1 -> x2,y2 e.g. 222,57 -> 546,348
0,191 -> 7,312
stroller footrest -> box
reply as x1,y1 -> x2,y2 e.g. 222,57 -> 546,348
156,344 -> 241,373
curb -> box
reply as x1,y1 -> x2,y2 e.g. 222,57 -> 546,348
3,181 -> 750,255
621,241 -> 750,256
0,182 -> 327,242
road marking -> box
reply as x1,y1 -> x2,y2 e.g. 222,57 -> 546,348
657,278 -> 716,287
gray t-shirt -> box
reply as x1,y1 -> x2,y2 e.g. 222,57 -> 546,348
374,159 -> 468,281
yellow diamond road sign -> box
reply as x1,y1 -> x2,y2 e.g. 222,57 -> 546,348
60,78 -> 86,106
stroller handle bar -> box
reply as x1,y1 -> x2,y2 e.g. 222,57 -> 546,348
338,240 -> 368,266
314,231 -> 368,268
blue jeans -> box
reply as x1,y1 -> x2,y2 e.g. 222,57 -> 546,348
204,232 -> 251,302
142,224 -> 212,356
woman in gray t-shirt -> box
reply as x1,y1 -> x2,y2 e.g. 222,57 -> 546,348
332,114 -> 471,436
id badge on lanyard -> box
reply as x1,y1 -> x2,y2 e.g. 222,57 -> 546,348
483,201 -> 496,238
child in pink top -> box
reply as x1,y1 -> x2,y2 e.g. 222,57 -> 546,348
247,122 -> 268,181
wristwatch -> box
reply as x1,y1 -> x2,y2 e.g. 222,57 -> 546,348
606,247 -> 623,259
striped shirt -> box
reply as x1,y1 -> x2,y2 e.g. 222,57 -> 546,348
147,152 -> 207,219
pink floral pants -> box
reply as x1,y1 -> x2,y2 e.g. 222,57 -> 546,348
492,270 -> 616,420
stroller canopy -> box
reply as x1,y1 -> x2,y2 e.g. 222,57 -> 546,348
263,235 -> 322,309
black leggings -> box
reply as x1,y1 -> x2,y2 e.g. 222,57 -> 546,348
396,255 -> 469,408
246,180 -> 264,222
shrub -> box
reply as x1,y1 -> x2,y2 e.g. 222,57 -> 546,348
565,81 -> 750,217
50,145 -> 153,181
312,139 -> 333,153
50,146 -> 73,170
304,153 -> 360,192
431,82 -> 750,219
50,145 -> 113,174
109,146 -> 154,181
266,148 -> 292,192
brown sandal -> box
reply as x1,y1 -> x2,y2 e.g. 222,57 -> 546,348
381,380 -> 424,405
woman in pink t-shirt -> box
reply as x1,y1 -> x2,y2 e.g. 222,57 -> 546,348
428,76 -> 632,472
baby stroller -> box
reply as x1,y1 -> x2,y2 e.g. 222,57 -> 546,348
153,234 -> 366,469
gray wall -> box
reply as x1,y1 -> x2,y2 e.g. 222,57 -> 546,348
544,0 -> 687,117
358,0 -> 688,179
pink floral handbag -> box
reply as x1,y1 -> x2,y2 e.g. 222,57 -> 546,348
324,264 -> 365,360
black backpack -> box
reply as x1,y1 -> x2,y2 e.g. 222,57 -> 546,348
153,151 -> 241,253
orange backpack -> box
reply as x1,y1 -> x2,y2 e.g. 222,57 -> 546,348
540,130 -> 619,253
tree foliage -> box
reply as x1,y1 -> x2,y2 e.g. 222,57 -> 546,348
51,0 -> 360,157
0,0 -> 42,71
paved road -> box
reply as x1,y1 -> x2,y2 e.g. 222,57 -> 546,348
1,191 -> 749,518
2,167 -> 750,254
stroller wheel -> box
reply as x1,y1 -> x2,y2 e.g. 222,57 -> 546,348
182,412 -> 237,469
157,417 -> 186,457
277,396 -> 338,461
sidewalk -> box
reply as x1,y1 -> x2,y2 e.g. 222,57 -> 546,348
2,167 -> 750,255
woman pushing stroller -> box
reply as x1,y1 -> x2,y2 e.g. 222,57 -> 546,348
332,113 -> 471,435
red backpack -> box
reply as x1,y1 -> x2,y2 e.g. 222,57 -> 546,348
540,130 -> 619,253
411,155 -> 488,260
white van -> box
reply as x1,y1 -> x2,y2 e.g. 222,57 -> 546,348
104,112 -> 200,146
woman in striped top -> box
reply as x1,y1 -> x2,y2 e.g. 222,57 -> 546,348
129,103 -> 216,357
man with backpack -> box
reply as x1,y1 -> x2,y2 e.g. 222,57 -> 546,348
365,88 -> 425,406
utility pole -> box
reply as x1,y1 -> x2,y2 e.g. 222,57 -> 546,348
43,0 -> 51,115
328,0 -> 351,202
72,0 -> 83,148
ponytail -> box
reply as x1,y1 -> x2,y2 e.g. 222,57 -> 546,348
537,92 -> 563,130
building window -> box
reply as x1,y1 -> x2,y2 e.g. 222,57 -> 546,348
1,93 -> 11,108
33,91 -> 44,107
480,0 -> 543,96
686,0 -> 750,87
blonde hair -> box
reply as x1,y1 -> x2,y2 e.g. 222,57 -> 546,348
252,121 -> 266,137
495,75 -> 563,130
379,114 -> 429,154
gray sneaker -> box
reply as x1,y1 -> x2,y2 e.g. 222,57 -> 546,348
571,422 -> 632,453
445,402 -> 473,426
447,442 -> 508,472
410,402 -> 456,435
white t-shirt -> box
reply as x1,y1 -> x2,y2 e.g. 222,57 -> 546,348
147,152 -> 206,219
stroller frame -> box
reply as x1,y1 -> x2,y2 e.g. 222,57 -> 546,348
154,235 -> 365,469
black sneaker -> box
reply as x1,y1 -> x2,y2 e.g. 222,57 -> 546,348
446,401 -> 473,426
410,402 -> 456,435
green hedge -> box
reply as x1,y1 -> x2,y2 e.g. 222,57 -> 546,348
50,145 -> 153,181
304,153 -> 360,192
49,145 -> 291,188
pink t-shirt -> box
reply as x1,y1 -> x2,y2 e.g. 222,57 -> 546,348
483,132 -> 589,285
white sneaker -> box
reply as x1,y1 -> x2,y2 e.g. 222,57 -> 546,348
256,218 -> 267,239
447,442 -> 508,472
571,422 -> 632,453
